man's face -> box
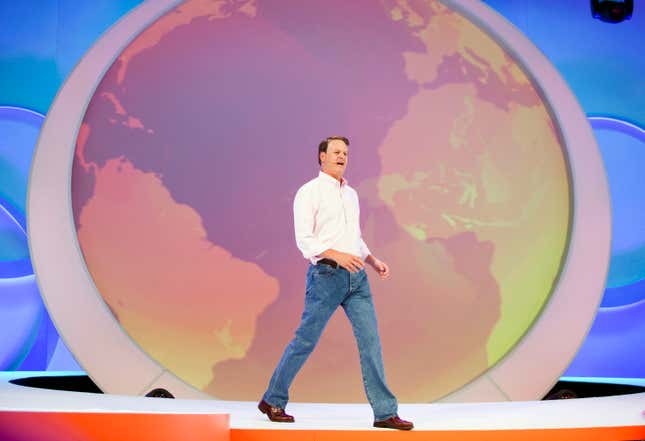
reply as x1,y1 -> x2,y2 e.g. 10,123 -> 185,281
320,139 -> 348,179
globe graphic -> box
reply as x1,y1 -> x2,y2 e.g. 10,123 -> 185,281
71,0 -> 570,402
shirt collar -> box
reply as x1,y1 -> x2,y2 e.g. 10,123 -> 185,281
318,170 -> 347,187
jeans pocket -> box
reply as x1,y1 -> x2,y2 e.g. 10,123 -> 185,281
314,265 -> 335,277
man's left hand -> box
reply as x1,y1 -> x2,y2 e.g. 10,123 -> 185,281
367,256 -> 390,279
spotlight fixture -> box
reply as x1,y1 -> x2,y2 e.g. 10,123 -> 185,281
544,388 -> 578,400
591,0 -> 634,23
145,388 -> 175,398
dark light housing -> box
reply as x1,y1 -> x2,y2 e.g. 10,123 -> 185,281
591,0 -> 634,23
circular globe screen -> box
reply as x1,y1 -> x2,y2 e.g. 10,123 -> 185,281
71,0 -> 571,402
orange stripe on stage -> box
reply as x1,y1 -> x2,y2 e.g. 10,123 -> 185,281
0,412 -> 229,441
231,426 -> 645,441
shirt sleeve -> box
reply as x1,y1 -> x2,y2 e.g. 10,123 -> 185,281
356,191 -> 371,260
293,185 -> 328,259
359,237 -> 371,261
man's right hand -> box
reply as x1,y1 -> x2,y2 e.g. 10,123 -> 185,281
321,249 -> 364,273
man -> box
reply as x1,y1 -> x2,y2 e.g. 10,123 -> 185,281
258,136 -> 413,430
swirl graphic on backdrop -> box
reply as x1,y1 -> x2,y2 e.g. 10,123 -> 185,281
561,117 -> 645,379
0,106 -> 45,370
70,0 -> 571,402
589,117 -> 645,308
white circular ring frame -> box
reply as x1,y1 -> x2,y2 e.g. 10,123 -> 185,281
28,0 -> 610,401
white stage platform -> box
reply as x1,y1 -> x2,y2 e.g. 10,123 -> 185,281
1,372 -> 644,440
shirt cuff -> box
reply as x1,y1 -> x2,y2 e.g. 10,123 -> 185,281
297,239 -> 329,260
359,239 -> 371,261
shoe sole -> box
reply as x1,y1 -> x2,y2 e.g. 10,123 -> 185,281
373,422 -> 414,430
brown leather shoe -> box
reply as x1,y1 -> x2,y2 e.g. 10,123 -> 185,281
373,415 -> 414,430
258,399 -> 295,423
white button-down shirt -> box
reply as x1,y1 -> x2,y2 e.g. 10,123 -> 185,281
294,171 -> 371,263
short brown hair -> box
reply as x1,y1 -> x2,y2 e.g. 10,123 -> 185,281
318,136 -> 349,165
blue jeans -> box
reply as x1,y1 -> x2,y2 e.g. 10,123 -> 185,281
262,264 -> 398,421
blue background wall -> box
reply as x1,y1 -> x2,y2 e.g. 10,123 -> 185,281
1,0 -> 643,379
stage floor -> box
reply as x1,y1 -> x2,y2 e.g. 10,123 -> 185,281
1,372 -> 644,440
